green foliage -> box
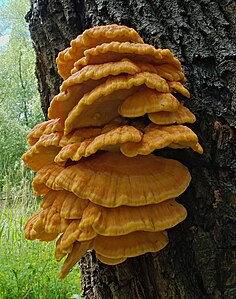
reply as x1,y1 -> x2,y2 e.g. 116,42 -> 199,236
0,109 -> 27,171
0,0 -> 44,187
0,2 -> 83,298
0,183 -> 82,299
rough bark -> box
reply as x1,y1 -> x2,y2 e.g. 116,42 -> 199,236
26,0 -> 236,298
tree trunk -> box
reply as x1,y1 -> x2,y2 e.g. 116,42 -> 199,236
26,1 -> 236,298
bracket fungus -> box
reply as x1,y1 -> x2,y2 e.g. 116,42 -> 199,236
27,118 -> 64,146
54,125 -> 143,165
118,87 -> 180,117
48,59 -> 141,121
148,105 -> 196,125
120,124 -> 203,157
71,41 -> 181,73
64,72 -> 170,133
57,24 -> 144,79
22,24 -> 203,278
32,153 -> 191,207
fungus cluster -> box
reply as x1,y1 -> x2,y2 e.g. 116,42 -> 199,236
22,25 -> 203,278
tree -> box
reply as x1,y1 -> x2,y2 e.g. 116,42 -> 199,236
0,0 -> 42,127
0,0 -> 43,186
26,1 -> 236,298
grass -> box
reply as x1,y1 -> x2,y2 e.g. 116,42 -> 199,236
0,166 -> 83,299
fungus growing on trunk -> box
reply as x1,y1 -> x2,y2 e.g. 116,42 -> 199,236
27,118 -> 64,145
57,24 -> 144,79
78,198 -> 187,235
54,125 -> 143,164
22,24 -> 203,278
32,153 -> 191,207
148,105 -> 196,125
118,87 -> 180,117
71,41 -> 181,73
120,124 -> 203,157
64,72 -> 170,133
49,59 -> 141,121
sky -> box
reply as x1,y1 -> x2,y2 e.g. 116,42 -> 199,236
0,34 -> 9,47
0,0 -> 8,4
0,0 -> 10,47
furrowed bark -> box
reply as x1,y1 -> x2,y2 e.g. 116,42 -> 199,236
26,1 -> 236,298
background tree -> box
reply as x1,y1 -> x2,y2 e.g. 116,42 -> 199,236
26,1 -> 236,298
0,0 -> 43,190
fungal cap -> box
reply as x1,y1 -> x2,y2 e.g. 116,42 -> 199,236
60,59 -> 141,92
120,124 -> 203,156
41,189 -> 89,220
58,127 -> 102,146
168,81 -> 190,98
33,152 -> 191,207
54,125 -> 143,165
148,105 -> 196,125
58,241 -> 91,279
72,41 -> 181,73
42,208 -> 71,234
93,230 -> 169,259
64,72 -> 169,133
24,210 -> 59,242
22,143 -> 61,172
79,199 -> 187,236
118,87 -> 180,117
59,220 -> 96,253
57,24 -> 144,79
60,195 -> 89,219
22,132 -> 67,171
49,59 -> 141,120
32,163 -> 63,195
96,254 -> 127,265
135,62 -> 186,82
27,119 -> 64,145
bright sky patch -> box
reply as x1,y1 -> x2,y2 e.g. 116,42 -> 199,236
0,34 -> 9,47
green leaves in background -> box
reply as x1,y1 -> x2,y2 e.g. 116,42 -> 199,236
0,0 -> 44,185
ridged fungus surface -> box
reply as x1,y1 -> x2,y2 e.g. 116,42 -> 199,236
32,152 -> 191,207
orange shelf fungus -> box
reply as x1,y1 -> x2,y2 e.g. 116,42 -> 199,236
23,124 -> 120,171
22,24 -> 203,278
41,190 -> 89,219
95,254 -> 127,266
71,41 -> 181,73
49,59 -> 141,121
32,152 -> 191,207
118,87 -> 180,118
22,132 -> 63,171
58,241 -> 92,279
54,125 -> 143,165
24,210 -> 60,242
168,81 -> 191,98
27,118 -> 64,146
92,230 -> 169,260
120,124 -> 203,157
148,105 -> 196,125
64,72 -> 170,133
57,24 -> 144,79
135,62 -> 186,83
79,199 -> 187,236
